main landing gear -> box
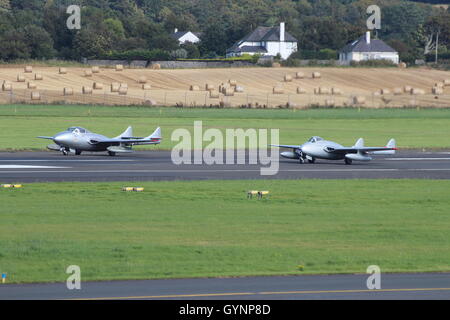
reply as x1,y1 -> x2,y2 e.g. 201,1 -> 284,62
345,158 -> 353,165
108,151 -> 116,157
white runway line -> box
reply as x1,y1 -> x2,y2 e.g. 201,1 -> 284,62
0,165 -> 69,169
0,160 -> 135,162
387,158 -> 450,161
2,168 -> 450,174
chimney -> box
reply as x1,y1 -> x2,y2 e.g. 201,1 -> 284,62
280,22 -> 285,42
366,31 -> 371,45
174,28 -> 178,33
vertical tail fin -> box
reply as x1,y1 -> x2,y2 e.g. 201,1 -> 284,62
115,126 -> 133,139
386,138 -> 396,149
145,127 -> 161,141
353,138 -> 364,148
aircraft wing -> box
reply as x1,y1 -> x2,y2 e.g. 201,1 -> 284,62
270,144 -> 301,149
325,146 -> 397,154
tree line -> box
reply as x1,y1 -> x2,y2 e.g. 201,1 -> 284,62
0,0 -> 448,63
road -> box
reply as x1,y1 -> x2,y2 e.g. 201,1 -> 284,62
1,273 -> 449,300
0,151 -> 450,182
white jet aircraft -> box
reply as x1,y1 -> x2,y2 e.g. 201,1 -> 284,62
272,137 -> 397,165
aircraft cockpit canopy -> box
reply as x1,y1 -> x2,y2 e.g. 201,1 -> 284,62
308,136 -> 324,143
67,127 -> 90,134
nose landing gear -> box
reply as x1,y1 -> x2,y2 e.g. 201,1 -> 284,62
60,147 -> 69,156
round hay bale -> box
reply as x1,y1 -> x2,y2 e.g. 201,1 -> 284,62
353,96 -> 366,105
142,84 -> 151,90
143,99 -> 157,106
205,84 -> 215,91
312,72 -> 321,79
296,87 -> 306,94
435,82 -> 444,88
319,87 -> 331,95
115,64 -> 124,71
17,74 -> 26,82
93,82 -> 103,90
331,88 -> 342,95
59,67 -> 67,74
393,88 -> 403,95
118,87 -> 128,95
373,91 -> 381,97
295,72 -> 305,79
82,86 -> 92,94
190,85 -> 200,91
272,62 -> 281,68
234,86 -> 244,93
411,88 -> 425,95
63,87 -> 74,96
24,66 -> 33,73
224,88 -> 235,96
228,80 -> 237,87
273,87 -> 284,94
34,73 -> 43,81
432,87 -> 443,95
91,66 -> 100,73
137,76 -> 147,84
284,74 -> 293,82
120,83 -> 128,89
398,62 -> 407,68
325,99 -> 335,107
84,70 -> 93,77
380,88 -> 391,95
209,90 -> 220,99
111,83 -> 120,92
30,92 -> 41,100
27,82 -> 37,89
2,82 -> 12,91
404,86 -> 412,93
443,79 -> 450,87
151,63 -> 161,70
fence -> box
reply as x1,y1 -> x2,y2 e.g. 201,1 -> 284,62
1,88 -> 450,109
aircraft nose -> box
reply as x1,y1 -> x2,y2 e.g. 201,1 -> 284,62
54,133 -> 71,146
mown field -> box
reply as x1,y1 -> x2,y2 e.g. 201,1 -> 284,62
1,104 -> 450,150
0,179 -> 449,283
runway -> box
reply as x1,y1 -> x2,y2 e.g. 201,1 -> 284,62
1,273 -> 449,300
1,151 -> 450,182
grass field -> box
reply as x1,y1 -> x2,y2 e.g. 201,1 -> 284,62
0,179 -> 449,283
1,104 -> 450,150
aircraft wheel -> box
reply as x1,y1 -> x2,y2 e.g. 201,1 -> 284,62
108,151 -> 116,157
345,158 -> 353,165
75,150 -> 82,156
308,157 -> 316,164
62,149 -> 69,156
299,157 -> 305,164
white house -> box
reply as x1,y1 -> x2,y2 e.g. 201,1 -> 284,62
339,31 -> 399,65
171,29 -> 201,45
226,22 -> 298,60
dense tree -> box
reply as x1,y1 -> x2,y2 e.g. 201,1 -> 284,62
0,0 -> 447,61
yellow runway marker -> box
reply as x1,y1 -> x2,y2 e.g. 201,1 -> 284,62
69,287 -> 450,300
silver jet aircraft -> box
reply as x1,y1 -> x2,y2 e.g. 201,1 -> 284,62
272,137 -> 396,165
38,126 -> 161,156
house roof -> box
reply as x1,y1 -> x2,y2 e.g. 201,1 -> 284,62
340,35 -> 397,53
171,31 -> 201,41
240,26 -> 297,43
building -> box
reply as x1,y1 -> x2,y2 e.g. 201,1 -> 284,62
171,29 -> 201,45
339,31 -> 399,65
226,22 -> 298,60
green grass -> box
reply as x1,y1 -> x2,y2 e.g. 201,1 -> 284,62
1,104 -> 450,150
0,179 -> 449,283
